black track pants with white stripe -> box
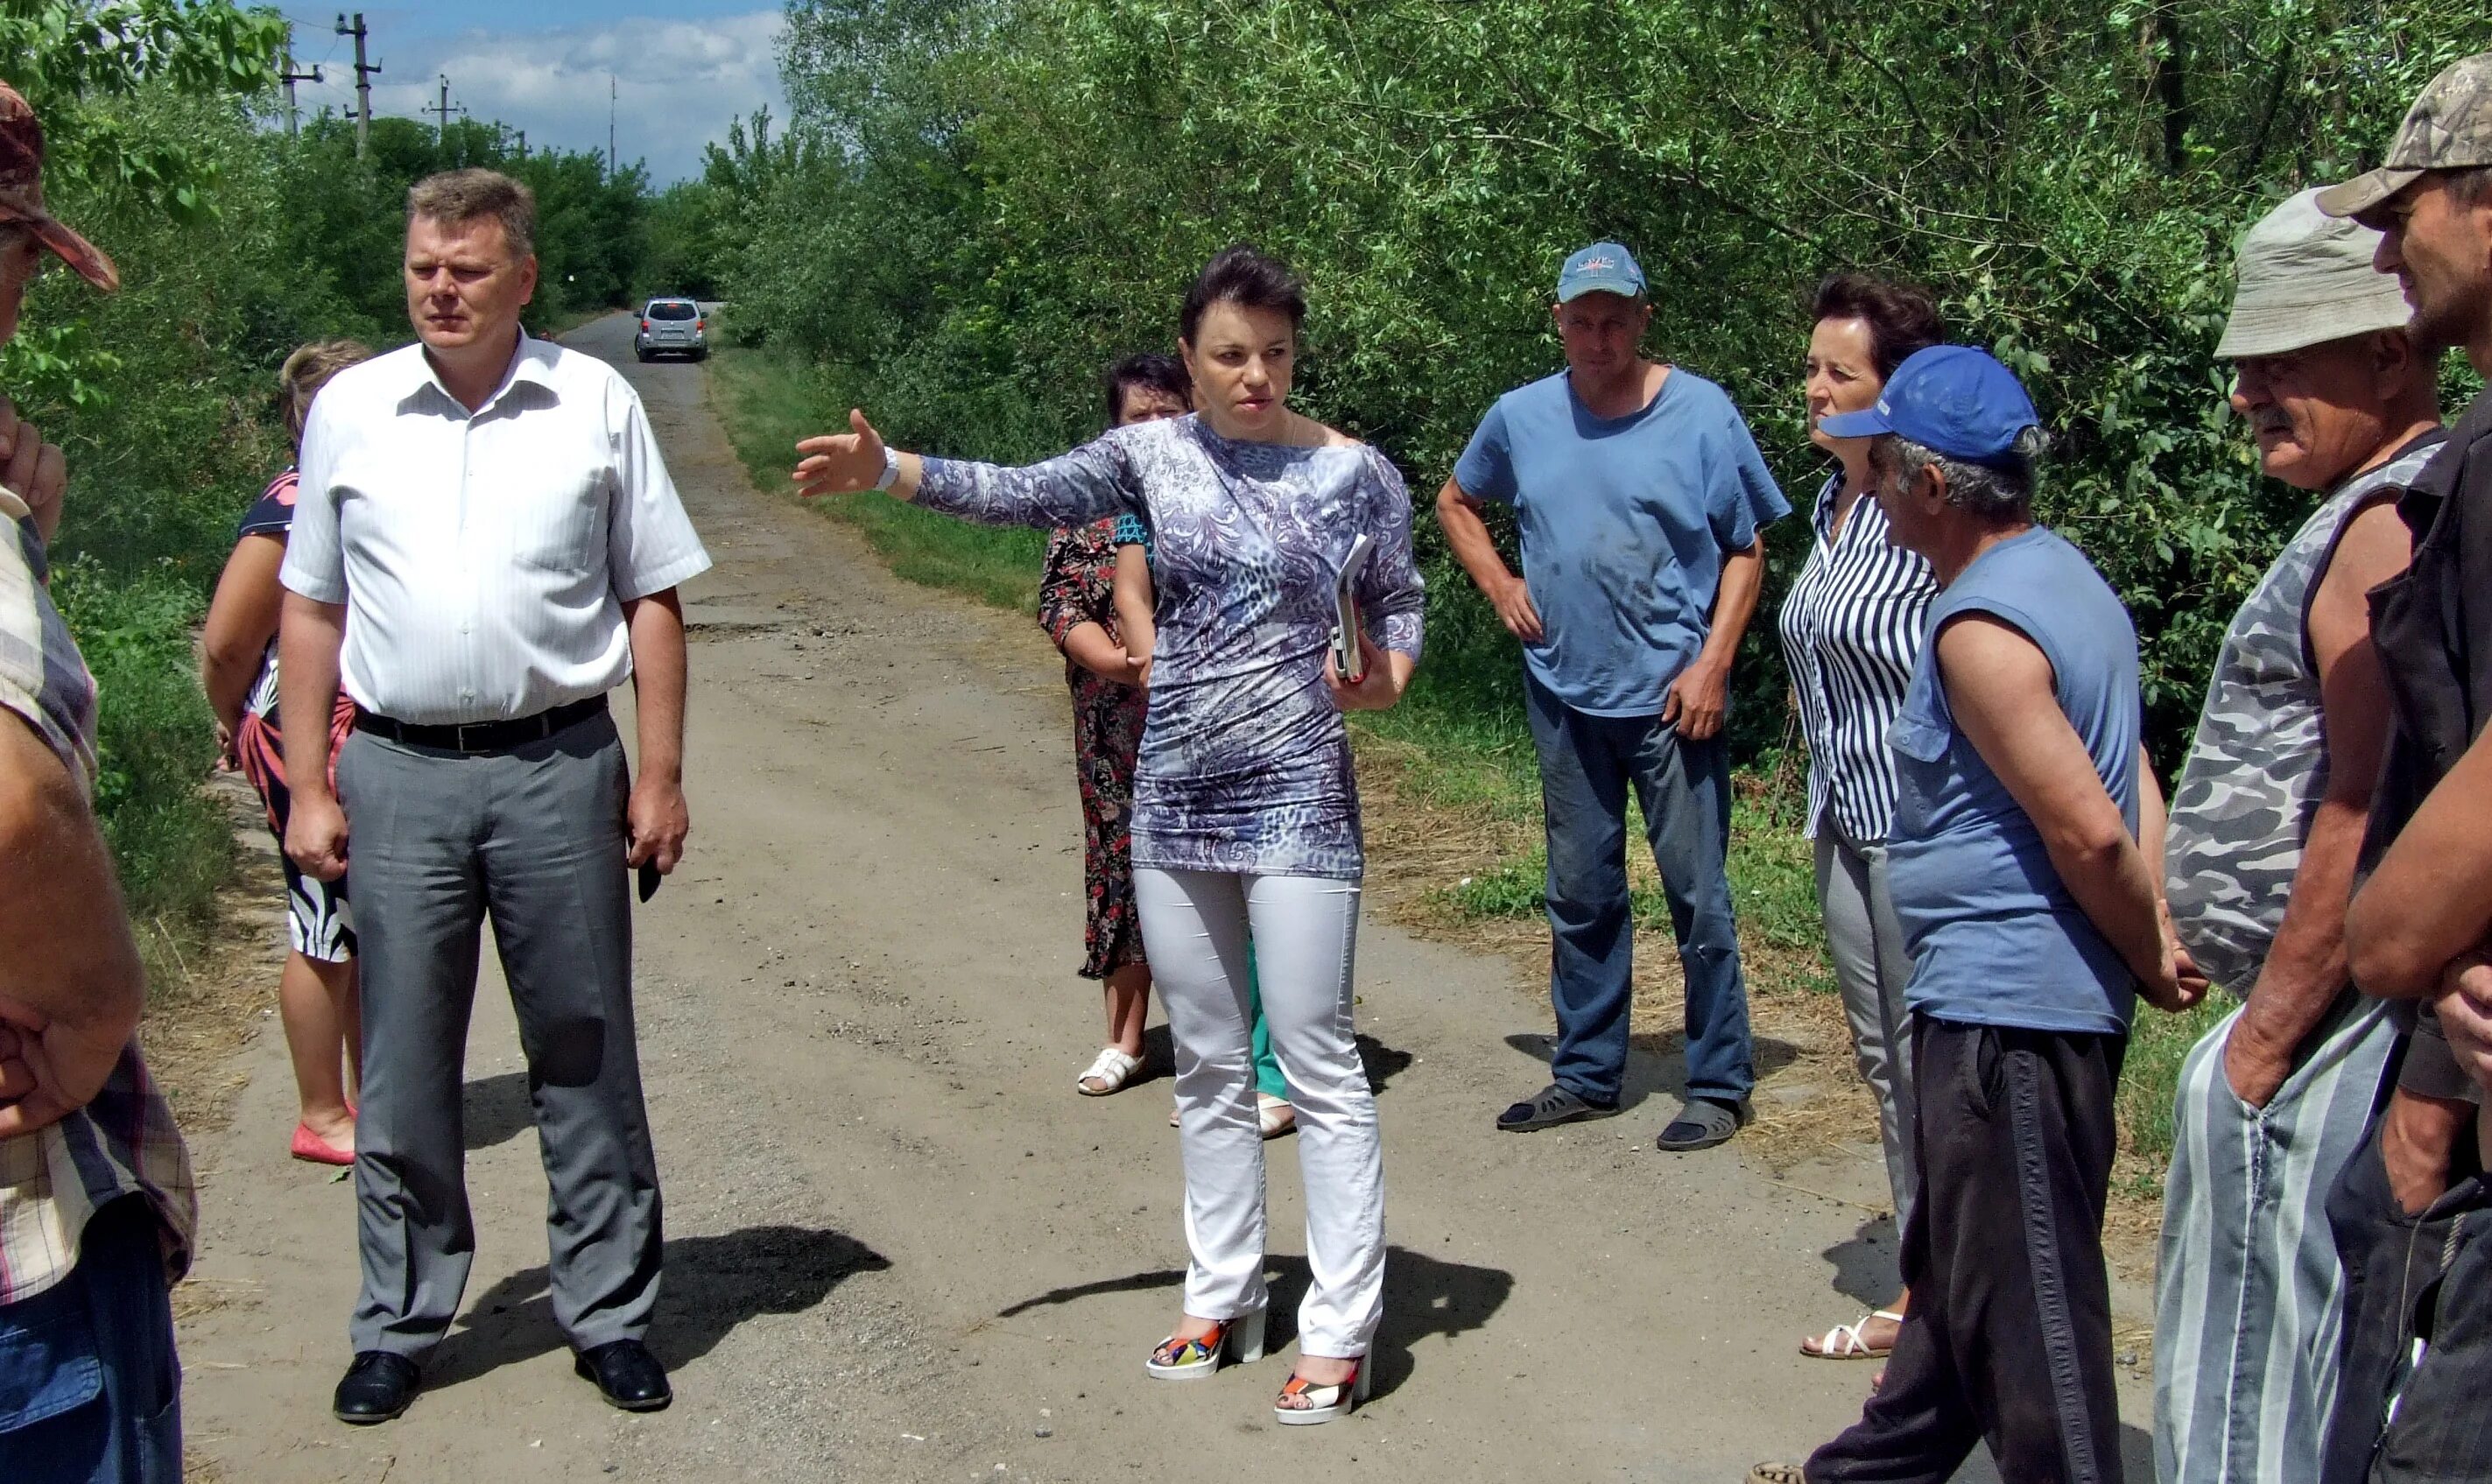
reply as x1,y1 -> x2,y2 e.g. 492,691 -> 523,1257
1806,1015 -> 2128,1484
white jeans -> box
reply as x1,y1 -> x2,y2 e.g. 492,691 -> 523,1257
1133,867 -> 1383,1359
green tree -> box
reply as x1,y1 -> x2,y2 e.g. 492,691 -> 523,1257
718,0 -> 2492,761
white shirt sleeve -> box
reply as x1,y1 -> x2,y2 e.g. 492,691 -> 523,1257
279,396 -> 348,604
606,377 -> 712,601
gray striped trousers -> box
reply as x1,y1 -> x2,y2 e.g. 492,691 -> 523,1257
2152,995 -> 2395,1483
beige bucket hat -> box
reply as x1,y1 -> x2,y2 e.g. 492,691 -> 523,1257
2216,189 -> 2409,358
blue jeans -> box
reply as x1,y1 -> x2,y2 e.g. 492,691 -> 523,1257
1524,672 -> 1755,1105
0,1196 -> 182,1484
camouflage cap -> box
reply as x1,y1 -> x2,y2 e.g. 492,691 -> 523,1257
2319,52 -> 2492,219
0,81 -> 117,292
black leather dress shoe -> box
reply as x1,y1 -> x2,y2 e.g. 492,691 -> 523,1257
574,1339 -> 672,1411
333,1351 -> 420,1424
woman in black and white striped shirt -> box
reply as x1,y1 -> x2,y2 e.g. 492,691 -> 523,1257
1777,274 -> 1944,1365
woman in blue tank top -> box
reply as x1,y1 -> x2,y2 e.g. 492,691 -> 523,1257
1765,348 -> 2207,1484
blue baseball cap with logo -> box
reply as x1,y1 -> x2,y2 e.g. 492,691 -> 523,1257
1816,345 -> 2040,466
1556,241 -> 1647,303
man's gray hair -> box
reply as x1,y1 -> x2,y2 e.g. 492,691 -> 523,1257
1875,428 -> 2050,519
405,168 -> 537,260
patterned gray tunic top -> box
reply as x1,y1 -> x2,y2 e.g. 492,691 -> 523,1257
915,415 -> 1425,880
2164,433 -> 2446,995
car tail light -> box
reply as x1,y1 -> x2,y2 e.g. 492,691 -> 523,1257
695,319 -> 704,331
640,320 -> 651,332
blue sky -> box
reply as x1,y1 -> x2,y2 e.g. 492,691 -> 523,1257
272,3 -> 787,184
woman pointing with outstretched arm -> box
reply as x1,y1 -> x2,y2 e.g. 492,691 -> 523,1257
792,245 -> 1421,1425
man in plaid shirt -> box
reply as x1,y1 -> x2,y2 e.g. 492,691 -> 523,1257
0,80 -> 198,1484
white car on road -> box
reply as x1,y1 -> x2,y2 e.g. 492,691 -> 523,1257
634,298 -> 707,362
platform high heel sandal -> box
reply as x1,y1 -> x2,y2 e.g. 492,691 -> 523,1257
1273,1356 -> 1370,1424
1144,1310 -> 1267,1381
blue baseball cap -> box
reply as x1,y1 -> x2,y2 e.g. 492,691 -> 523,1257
1556,241 -> 1647,302
1816,345 -> 2040,466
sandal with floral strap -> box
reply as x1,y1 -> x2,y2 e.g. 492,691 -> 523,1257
1144,1309 -> 1266,1381
1272,1356 -> 1370,1424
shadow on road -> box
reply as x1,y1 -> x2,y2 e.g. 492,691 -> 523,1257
425,1225 -> 891,1390
460,1071 -> 535,1152
1358,1033 -> 1416,1094
991,1245 -> 1513,1399
1499,1030 -> 1803,1113
995,1267 -> 1187,1319
1820,1216 -> 1903,1309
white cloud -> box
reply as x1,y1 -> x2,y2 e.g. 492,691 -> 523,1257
302,11 -> 785,185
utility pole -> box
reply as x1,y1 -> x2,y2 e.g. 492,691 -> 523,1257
423,74 -> 467,148
278,29 -> 323,140
608,74 -> 617,182
334,12 -> 380,158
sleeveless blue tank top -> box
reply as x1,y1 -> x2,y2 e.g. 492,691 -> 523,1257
1886,527 -> 2143,1035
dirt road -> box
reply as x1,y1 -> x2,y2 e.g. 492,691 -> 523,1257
173,314 -> 2148,1481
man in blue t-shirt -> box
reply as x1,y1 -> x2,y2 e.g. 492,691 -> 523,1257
1439,242 -> 1789,1152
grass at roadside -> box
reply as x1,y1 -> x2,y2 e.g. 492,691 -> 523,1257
2119,996 -> 2228,1198
709,345 -> 1047,611
707,341 -> 2201,1194
1355,689 -> 1834,988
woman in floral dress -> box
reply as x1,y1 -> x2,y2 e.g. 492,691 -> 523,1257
1044,354 -> 1187,1095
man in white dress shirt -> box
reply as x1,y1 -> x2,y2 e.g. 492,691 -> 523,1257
277,169 -> 710,1424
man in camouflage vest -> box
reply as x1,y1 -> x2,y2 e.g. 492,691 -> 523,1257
2149,189 -> 2445,1484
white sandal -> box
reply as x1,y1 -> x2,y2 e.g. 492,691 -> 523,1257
1799,1309 -> 1904,1360
1076,1046 -> 1141,1096
1274,1356 -> 1370,1424
1257,1094 -> 1297,1139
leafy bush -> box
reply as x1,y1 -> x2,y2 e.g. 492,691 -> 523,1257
53,562 -> 228,932
725,0 -> 2491,766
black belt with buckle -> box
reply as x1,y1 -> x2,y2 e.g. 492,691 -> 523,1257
355,695 -> 608,754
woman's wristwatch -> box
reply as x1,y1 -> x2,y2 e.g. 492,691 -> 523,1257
873,447 -> 903,491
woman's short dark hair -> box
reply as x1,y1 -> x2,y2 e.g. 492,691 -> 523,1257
1102,352 -> 1191,426
1179,243 -> 1307,346
1811,272 -> 1946,381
